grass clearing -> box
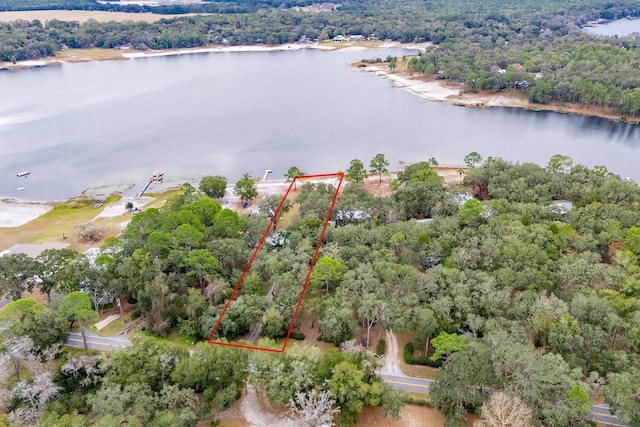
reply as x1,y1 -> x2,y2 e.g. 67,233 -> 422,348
143,189 -> 180,208
56,48 -> 130,62
0,198 -> 106,249
98,313 -> 132,337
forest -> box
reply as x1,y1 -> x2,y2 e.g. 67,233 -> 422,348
1,153 -> 640,426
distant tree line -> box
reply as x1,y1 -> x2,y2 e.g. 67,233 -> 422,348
2,0 -> 640,65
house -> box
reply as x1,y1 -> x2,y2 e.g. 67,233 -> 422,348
349,35 -> 365,42
548,200 -> 574,215
332,35 -> 346,42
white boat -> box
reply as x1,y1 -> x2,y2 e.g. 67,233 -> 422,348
16,171 -> 30,177
17,187 -> 25,191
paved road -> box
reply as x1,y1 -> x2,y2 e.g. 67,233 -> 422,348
380,373 -> 433,394
591,404 -> 631,427
66,332 -> 132,351
63,330 -> 631,427
380,372 -> 628,426
378,332 -> 629,427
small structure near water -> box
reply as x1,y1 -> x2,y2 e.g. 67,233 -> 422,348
137,169 -> 164,197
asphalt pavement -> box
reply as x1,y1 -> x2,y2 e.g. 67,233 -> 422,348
66,332 -> 132,351
380,372 -> 629,427
591,404 -> 631,427
61,331 -> 631,427
379,373 -> 433,394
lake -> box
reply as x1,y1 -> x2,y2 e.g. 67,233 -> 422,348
1,46 -> 639,202
584,18 -> 640,36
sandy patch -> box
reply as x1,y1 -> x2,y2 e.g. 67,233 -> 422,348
221,176 -> 341,214
379,331 -> 406,377
362,64 -> 532,109
92,196 -> 153,220
383,72 -> 460,101
95,314 -> 120,331
0,200 -> 53,228
240,386 -> 297,427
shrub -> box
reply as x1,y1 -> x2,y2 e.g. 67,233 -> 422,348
290,332 -> 305,340
403,340 -> 442,367
376,338 -> 386,355
405,395 -> 431,407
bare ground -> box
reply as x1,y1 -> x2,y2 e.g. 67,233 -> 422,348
380,330 -> 405,376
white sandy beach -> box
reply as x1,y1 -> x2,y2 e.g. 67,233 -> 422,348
0,200 -> 53,228
365,65 -> 530,108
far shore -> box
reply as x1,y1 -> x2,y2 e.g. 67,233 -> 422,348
359,62 -> 640,124
2,37 -> 633,124
0,40 -> 408,70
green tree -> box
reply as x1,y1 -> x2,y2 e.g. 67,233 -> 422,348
57,291 -> 99,353
172,343 -> 248,418
369,153 -> 389,183
346,159 -> 367,183
285,166 -> 304,190
565,384 -> 590,422
199,175 -> 227,199
327,361 -> 370,426
102,336 -> 187,391
310,256 -> 345,293
34,247 -> 80,302
429,332 -> 468,362
547,154 -> 574,174
0,253 -> 38,300
180,249 -> 221,288
602,370 -> 640,426
411,306 -> 438,356
530,79 -> 553,104
393,174 -> 446,219
381,386 -> 406,420
463,151 -> 483,168
388,56 -> 397,72
234,173 -> 258,205
251,346 -> 320,406
430,340 -> 494,426
458,198 -> 484,226
624,224 -> 640,257
257,194 -> 292,225
0,299 -> 66,350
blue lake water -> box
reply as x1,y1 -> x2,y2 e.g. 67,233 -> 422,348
584,18 -> 640,36
1,46 -> 639,201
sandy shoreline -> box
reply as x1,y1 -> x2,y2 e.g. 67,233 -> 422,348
363,65 -> 532,108
0,39 -> 409,70
361,63 -> 639,122
0,200 -> 54,228
0,170 -> 467,231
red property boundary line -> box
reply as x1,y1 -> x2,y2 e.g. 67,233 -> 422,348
207,172 -> 344,353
